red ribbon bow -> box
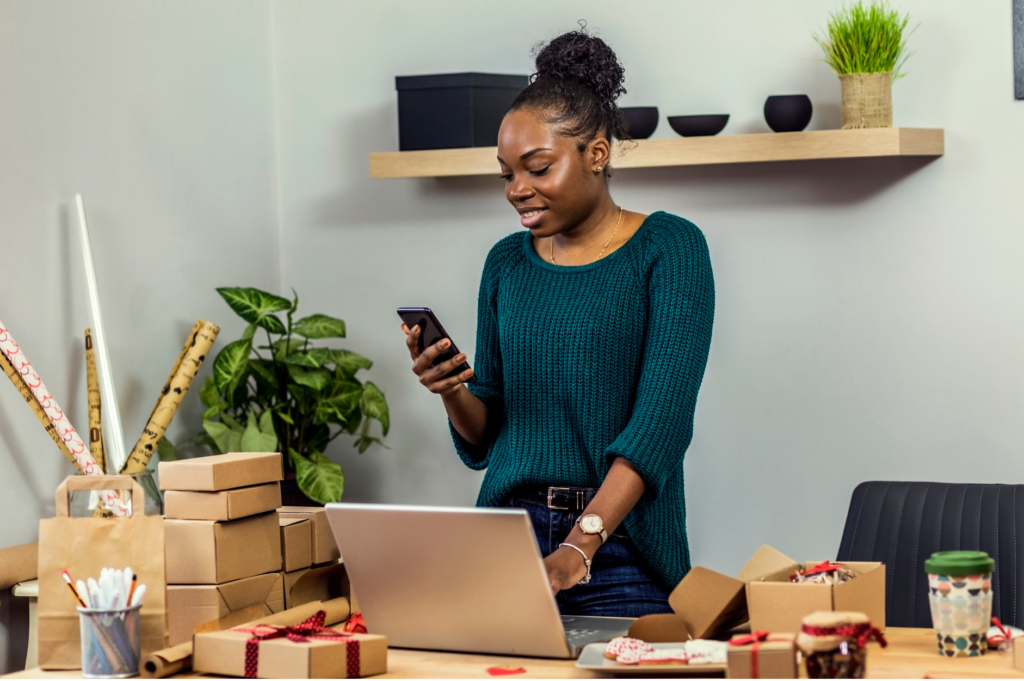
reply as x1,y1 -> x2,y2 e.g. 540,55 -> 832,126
730,631 -> 784,679
342,611 -> 368,635
790,561 -> 844,580
234,610 -> 359,679
800,621 -> 888,650
990,617 -> 1011,645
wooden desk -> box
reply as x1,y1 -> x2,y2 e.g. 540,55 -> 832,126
7,628 -> 1024,679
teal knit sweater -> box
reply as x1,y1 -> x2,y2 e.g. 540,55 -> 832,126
449,211 -> 715,589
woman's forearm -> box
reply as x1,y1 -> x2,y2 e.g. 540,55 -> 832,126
566,457 -> 646,550
441,384 -> 490,446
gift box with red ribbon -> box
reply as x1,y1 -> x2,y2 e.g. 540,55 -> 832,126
727,632 -> 797,679
193,610 -> 386,678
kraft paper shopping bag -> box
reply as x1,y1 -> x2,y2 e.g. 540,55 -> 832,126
37,475 -> 168,669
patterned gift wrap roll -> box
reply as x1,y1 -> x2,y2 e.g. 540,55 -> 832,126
925,550 -> 995,657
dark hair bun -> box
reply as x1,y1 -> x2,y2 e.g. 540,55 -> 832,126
533,29 -> 626,109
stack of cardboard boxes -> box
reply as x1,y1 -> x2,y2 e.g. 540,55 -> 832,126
160,452 -> 286,646
158,452 -> 349,646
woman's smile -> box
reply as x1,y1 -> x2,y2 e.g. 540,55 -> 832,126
519,207 -> 547,228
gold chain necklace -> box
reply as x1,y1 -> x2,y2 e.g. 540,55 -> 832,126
550,206 -> 624,265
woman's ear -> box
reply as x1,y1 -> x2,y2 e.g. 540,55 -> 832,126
586,136 -> 612,175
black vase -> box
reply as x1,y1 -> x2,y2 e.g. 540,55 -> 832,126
620,107 -> 659,139
764,95 -> 813,133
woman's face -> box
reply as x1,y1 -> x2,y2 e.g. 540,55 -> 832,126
497,108 -> 609,238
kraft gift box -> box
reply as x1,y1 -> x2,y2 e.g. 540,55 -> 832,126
193,628 -> 387,678
164,482 -> 282,521
280,517 -> 312,572
165,511 -> 282,584
159,451 -> 282,491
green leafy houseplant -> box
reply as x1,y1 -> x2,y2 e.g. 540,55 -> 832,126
814,1 -> 914,80
183,287 -> 389,504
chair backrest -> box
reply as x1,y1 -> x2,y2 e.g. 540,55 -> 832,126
837,481 -> 1024,628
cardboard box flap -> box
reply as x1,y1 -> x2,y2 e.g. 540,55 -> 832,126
217,572 -> 280,611
667,566 -> 747,640
738,545 -> 801,583
280,517 -> 305,528
628,614 -> 691,643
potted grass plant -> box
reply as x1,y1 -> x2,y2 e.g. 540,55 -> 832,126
163,287 -> 389,505
814,1 -> 916,129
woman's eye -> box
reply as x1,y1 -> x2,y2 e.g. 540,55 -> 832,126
500,173 -> 513,182
529,166 -> 551,177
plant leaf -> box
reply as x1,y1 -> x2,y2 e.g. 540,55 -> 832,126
216,287 -> 292,325
277,409 -> 294,425
360,381 -> 390,436
283,347 -> 331,368
157,436 -> 177,462
220,412 -> 246,433
329,350 -> 373,378
258,409 -> 276,439
293,314 -> 346,339
241,323 -> 258,342
213,339 -> 252,394
270,338 -> 307,360
289,448 -> 344,504
199,376 -> 220,409
204,419 -> 243,454
242,410 -> 278,452
355,435 -> 386,454
257,314 -> 286,334
287,365 -> 331,391
202,402 -> 225,419
248,359 -> 279,390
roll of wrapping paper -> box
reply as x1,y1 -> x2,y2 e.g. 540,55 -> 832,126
140,641 -> 191,679
0,352 -> 83,473
121,320 -> 220,474
85,328 -> 105,473
0,318 -> 127,516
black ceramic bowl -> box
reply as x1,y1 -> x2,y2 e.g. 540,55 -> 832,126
764,95 -> 813,133
667,114 -> 729,137
620,107 -> 659,139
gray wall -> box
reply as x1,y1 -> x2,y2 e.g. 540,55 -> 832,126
271,0 -> 1024,577
0,1 -> 277,668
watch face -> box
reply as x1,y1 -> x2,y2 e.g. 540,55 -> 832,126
580,515 -> 603,533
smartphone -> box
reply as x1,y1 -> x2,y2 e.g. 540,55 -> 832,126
397,307 -> 476,382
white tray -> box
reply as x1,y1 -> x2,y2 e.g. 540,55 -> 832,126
575,642 -> 727,676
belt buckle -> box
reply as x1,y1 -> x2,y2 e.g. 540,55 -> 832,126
547,487 -> 572,511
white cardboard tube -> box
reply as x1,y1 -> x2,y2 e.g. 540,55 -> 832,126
75,194 -> 127,475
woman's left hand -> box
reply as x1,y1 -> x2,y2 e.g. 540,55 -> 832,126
544,543 -> 593,595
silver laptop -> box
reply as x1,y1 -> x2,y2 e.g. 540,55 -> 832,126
325,503 -> 633,658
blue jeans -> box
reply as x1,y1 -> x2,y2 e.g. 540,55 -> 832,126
508,495 -> 674,618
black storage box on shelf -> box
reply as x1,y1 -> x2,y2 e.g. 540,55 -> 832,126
395,72 -> 528,151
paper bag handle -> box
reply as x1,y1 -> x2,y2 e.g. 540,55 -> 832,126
54,475 -> 145,518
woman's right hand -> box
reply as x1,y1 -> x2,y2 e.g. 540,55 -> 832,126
401,323 -> 475,396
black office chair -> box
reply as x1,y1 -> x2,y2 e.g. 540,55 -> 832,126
836,481 -> 1024,628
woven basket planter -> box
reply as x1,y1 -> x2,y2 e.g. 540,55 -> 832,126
839,71 -> 893,129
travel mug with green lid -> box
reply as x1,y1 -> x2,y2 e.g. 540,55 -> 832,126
925,550 -> 994,657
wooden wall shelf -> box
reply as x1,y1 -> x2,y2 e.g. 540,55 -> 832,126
368,127 -> 944,179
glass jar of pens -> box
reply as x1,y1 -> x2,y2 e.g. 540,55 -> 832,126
64,567 -> 146,678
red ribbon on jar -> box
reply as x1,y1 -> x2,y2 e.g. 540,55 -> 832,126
800,621 -> 888,649
790,561 -> 845,580
729,631 -> 792,679
234,610 -> 359,679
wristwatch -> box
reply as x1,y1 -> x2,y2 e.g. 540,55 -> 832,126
577,514 -> 608,543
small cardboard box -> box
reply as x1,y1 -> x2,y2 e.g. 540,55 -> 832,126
727,633 -> 797,679
743,547 -> 886,635
279,507 -> 341,564
193,629 -> 387,678
167,572 -> 283,646
285,562 -> 348,610
280,517 -> 312,572
630,546 -> 885,641
164,482 -> 282,521
159,452 -> 282,492
165,511 -> 282,584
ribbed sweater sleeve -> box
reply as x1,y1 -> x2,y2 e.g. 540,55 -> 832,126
449,239 -> 510,469
603,221 -> 715,500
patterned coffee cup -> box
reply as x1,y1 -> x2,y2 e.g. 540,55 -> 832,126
925,551 -> 995,657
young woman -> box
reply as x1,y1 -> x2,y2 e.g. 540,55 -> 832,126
401,30 -> 715,618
